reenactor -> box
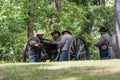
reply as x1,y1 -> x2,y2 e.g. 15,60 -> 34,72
94,27 -> 112,59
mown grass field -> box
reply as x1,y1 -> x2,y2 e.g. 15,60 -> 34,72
0,59 -> 120,80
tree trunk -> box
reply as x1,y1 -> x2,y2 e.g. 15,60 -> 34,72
82,0 -> 88,6
113,0 -> 120,58
48,0 -> 51,4
101,0 -> 105,5
93,0 -> 98,5
93,0 -> 105,5
27,0 -> 34,38
99,0 -> 105,5
27,11 -> 34,38
54,0 -> 61,11
28,20 -> 34,38
23,0 -> 34,62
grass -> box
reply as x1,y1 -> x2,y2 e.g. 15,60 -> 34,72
0,59 -> 120,80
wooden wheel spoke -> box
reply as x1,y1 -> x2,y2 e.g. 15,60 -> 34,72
81,51 -> 86,55
68,34 -> 90,60
70,45 -> 75,53
73,41 -> 77,51
79,44 -> 85,52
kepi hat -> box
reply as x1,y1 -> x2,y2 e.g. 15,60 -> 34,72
98,27 -> 107,32
62,30 -> 72,35
51,30 -> 60,36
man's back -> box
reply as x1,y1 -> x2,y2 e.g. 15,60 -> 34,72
60,34 -> 72,50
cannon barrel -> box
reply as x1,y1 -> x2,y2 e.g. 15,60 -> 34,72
41,40 -> 60,45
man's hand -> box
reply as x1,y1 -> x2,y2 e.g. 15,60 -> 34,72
30,40 -> 43,47
34,43 -> 44,47
48,39 -> 53,42
59,42 -> 64,49
38,43 -> 44,47
30,41 -> 37,46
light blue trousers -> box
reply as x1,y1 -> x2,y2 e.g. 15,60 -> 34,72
59,50 -> 67,61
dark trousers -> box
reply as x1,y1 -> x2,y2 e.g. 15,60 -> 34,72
99,49 -> 108,60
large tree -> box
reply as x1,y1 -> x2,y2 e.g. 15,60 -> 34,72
27,0 -> 35,38
113,0 -> 120,58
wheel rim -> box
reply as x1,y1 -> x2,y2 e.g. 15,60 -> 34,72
68,34 -> 89,60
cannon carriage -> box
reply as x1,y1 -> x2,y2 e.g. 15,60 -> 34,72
22,34 -> 90,62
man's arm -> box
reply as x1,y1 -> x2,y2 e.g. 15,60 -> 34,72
58,36 -> 65,49
29,38 -> 43,48
94,36 -> 105,47
59,42 -> 64,49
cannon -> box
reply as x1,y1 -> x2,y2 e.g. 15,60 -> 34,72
22,34 -> 90,62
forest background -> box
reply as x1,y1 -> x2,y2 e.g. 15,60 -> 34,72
0,0 -> 114,62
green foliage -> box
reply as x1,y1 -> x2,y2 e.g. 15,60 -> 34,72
0,0 -> 114,62
0,0 -> 27,62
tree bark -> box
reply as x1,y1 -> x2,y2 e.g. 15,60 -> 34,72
27,11 -> 34,38
99,0 -> 105,5
28,20 -> 34,38
27,0 -> 34,38
54,0 -> 61,11
93,0 -> 105,5
113,0 -> 120,58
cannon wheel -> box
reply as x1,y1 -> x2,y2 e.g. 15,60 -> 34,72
22,37 -> 32,62
67,34 -> 90,60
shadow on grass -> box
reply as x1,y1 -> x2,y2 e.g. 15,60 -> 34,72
0,61 -> 120,80
40,66 -> 120,80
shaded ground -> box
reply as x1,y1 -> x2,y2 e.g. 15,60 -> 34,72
0,59 -> 120,80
